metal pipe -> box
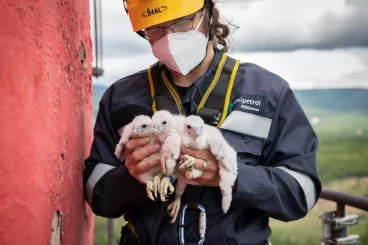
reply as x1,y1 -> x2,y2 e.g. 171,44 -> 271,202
333,203 -> 347,239
107,219 -> 115,245
320,188 -> 368,211
93,0 -> 98,68
98,0 -> 103,68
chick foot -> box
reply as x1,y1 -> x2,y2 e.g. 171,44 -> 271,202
160,176 -> 175,201
148,172 -> 164,200
146,180 -> 155,201
167,194 -> 182,224
179,154 -> 196,170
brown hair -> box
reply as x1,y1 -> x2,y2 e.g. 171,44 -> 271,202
203,1 -> 238,53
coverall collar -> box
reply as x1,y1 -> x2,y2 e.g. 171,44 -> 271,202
163,48 -> 223,115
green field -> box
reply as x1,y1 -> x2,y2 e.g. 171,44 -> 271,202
91,86 -> 368,244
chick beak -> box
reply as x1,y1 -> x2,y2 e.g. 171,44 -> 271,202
194,127 -> 201,136
133,127 -> 139,135
154,125 -> 160,134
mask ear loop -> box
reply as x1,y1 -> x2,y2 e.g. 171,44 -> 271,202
193,8 -> 206,33
190,8 -> 211,45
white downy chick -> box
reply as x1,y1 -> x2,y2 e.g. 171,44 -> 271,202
203,122 -> 238,214
114,115 -> 162,201
167,115 -> 238,223
151,110 -> 183,201
180,115 -> 209,178
167,115 -> 208,223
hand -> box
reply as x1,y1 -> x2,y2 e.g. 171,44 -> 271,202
179,146 -> 220,187
124,137 -> 161,184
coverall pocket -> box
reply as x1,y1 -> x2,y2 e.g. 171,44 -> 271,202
220,212 -> 238,245
221,129 -> 263,166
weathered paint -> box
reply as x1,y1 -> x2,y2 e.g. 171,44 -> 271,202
0,0 -> 94,245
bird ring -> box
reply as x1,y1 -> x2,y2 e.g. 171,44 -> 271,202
202,160 -> 207,170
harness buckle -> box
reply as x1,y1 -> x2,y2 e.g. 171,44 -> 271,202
179,203 -> 206,245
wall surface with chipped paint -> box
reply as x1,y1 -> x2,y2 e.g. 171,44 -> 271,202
0,0 -> 94,244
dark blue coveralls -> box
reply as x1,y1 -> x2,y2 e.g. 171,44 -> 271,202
83,48 -> 322,245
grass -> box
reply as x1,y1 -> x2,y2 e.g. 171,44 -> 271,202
316,135 -> 368,183
270,213 -> 368,245
92,110 -> 368,244
94,217 -> 126,245
268,110 -> 368,245
269,177 -> 368,245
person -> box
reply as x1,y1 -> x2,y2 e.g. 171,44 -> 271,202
83,0 -> 322,244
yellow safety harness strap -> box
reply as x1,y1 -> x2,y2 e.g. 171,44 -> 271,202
147,54 -> 240,128
148,63 -> 183,115
196,56 -> 240,128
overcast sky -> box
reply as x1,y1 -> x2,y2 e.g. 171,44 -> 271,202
90,0 -> 368,90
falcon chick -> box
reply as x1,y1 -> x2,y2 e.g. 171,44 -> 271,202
167,115 -> 238,223
114,115 -> 162,201
151,110 -> 183,201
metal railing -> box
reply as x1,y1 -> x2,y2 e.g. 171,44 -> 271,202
105,188 -> 368,245
92,0 -> 104,78
319,188 -> 368,245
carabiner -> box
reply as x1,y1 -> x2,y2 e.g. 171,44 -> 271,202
178,203 -> 206,245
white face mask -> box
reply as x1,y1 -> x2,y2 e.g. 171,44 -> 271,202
151,9 -> 209,76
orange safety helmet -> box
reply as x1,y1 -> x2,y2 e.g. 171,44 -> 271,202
123,0 -> 213,36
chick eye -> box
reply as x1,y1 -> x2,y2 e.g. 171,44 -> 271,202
142,124 -> 147,128
162,121 -> 167,125
187,125 -> 191,129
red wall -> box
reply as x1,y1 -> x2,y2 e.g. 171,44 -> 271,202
0,0 -> 94,244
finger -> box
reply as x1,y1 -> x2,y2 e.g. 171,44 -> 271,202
195,171 -> 220,186
168,202 -> 174,211
198,170 -> 215,180
185,168 -> 193,180
135,155 -> 160,175
125,137 -> 151,154
178,154 -> 185,162
131,144 -> 161,163
181,146 -> 210,159
169,202 -> 177,217
193,159 -> 214,171
180,146 -> 197,157
178,167 -> 186,177
170,203 -> 180,223
191,169 -> 203,179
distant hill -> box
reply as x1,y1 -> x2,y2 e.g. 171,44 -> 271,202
294,89 -> 368,115
92,84 -> 109,119
92,84 -> 368,119
93,84 -> 108,97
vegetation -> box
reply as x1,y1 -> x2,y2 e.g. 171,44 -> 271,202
91,86 -> 368,244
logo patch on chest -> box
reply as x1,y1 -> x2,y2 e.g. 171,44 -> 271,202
233,94 -> 266,116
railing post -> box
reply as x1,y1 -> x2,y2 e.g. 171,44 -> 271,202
320,202 -> 360,245
333,204 -> 347,240
107,218 -> 115,245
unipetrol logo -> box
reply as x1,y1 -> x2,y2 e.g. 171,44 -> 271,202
142,6 -> 168,17
233,94 -> 266,116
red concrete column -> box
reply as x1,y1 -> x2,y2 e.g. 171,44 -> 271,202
0,0 -> 94,245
